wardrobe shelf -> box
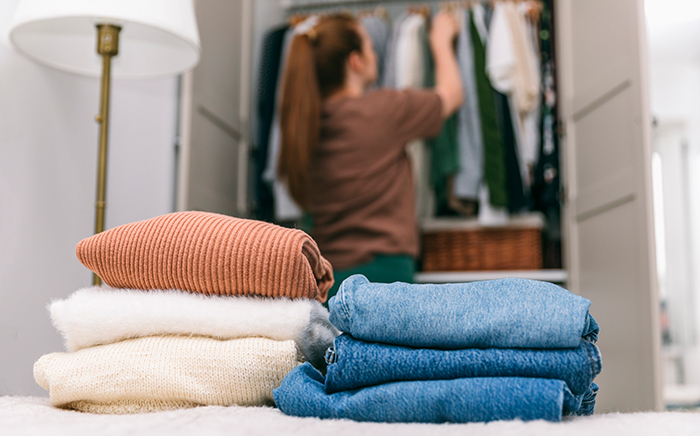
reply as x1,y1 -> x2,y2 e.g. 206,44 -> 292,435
414,269 -> 568,284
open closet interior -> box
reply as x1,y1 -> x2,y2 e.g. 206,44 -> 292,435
248,0 -> 564,285
178,0 -> 660,413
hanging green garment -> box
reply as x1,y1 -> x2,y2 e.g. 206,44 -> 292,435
429,114 -> 459,215
424,25 -> 460,215
471,14 -> 509,207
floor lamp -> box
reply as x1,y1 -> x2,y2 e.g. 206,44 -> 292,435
9,0 -> 201,285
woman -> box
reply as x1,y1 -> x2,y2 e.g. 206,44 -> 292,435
279,12 -> 464,301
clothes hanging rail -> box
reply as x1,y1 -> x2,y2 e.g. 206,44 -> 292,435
281,0 -> 492,12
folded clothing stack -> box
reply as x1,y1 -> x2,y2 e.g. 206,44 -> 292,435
274,275 -> 602,423
34,211 -> 338,414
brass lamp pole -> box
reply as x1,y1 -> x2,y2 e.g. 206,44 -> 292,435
92,24 -> 121,286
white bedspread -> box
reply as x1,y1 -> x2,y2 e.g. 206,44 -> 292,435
1,396 -> 699,436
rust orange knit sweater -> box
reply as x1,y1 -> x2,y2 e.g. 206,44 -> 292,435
76,212 -> 334,302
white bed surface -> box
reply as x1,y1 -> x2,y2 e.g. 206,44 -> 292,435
1,396 -> 699,436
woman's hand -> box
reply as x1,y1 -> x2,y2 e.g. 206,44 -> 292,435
430,11 -> 460,49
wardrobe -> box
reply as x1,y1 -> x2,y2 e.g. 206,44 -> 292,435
176,0 -> 660,413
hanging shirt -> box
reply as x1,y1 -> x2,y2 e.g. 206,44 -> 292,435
505,3 -> 540,192
487,3 -> 517,96
394,13 -> 434,220
308,89 -> 443,270
487,3 -> 531,206
395,14 -> 426,89
504,3 -> 540,116
470,7 -> 509,212
454,8 -> 484,202
360,15 -> 390,89
519,4 -> 542,174
382,12 -> 409,89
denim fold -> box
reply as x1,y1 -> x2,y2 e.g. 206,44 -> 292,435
329,275 -> 598,349
273,363 -> 596,423
324,334 -> 602,395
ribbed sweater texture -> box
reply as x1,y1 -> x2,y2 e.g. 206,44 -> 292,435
34,336 -> 301,413
75,211 -> 334,302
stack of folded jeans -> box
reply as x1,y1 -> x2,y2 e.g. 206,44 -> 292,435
274,274 -> 602,423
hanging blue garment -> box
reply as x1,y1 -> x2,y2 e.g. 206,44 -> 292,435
454,9 -> 484,201
360,15 -> 390,88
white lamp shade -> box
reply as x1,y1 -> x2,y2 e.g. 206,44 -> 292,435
9,0 -> 201,79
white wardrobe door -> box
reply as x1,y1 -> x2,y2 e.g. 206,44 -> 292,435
556,0 -> 661,411
177,0 -> 253,216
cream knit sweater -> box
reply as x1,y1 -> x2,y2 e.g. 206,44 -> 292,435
50,287 -> 338,369
34,336 -> 301,414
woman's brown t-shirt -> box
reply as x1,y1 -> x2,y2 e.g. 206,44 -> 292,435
307,88 -> 443,269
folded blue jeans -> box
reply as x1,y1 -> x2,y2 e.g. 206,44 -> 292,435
273,363 -> 598,423
324,334 -> 602,395
329,275 -> 599,349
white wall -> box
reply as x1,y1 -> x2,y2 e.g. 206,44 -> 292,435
648,56 -> 700,386
0,0 -> 178,395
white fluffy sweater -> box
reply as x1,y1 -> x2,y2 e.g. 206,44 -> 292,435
34,336 -> 301,413
50,287 -> 338,369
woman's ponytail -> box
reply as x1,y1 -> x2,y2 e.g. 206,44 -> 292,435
278,33 -> 321,209
278,14 -> 362,210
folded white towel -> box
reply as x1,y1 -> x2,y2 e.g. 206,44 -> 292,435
50,287 -> 338,369
34,336 -> 301,413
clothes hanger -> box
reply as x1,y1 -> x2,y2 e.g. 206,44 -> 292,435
289,13 -> 309,27
527,0 -> 544,25
374,6 -> 390,21
358,8 -> 373,19
407,4 -> 431,20
439,2 -> 456,14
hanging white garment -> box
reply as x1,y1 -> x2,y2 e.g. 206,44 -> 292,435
486,3 -> 516,94
503,3 -> 539,115
395,14 -> 427,88
394,13 -> 434,220
383,12 -> 409,89
487,3 -> 533,194
507,4 -> 540,189
486,2 -> 524,176
478,183 -> 509,227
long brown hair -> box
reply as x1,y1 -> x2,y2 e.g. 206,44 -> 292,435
278,14 -> 362,209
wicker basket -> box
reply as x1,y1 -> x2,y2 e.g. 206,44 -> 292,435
421,214 -> 544,272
